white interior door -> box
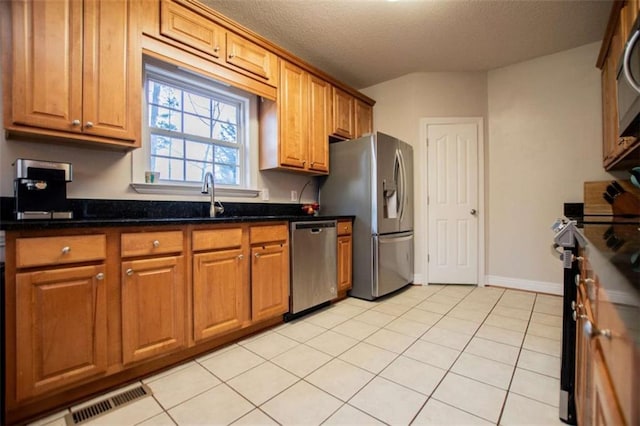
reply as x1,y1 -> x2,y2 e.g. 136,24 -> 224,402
427,123 -> 479,284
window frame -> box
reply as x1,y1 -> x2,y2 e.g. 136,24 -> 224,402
143,62 -> 251,189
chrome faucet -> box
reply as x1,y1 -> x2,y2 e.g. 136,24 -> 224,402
201,171 -> 224,217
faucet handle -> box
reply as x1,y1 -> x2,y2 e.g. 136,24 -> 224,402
214,201 -> 225,215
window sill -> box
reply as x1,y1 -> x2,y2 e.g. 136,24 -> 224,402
130,183 -> 260,198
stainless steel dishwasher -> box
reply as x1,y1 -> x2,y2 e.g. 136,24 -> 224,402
289,220 -> 337,317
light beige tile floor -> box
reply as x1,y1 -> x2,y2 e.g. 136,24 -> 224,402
30,285 -> 566,426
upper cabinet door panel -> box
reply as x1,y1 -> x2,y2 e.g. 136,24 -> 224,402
308,74 -> 330,173
332,87 -> 354,139
160,0 -> 225,59
279,61 -> 307,169
11,0 -> 83,132
355,99 -> 373,138
226,32 -> 277,86
83,0 -> 140,141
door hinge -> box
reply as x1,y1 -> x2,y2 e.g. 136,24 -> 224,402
427,254 -> 430,262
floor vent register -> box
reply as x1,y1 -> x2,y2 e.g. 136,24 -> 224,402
64,384 -> 153,425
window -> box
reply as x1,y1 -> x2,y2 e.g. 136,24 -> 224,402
145,65 -> 249,187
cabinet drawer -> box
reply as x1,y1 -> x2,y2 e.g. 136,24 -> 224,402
121,231 -> 183,257
250,224 -> 288,245
16,235 -> 106,268
193,227 -> 243,251
337,220 -> 352,236
160,0 -> 225,59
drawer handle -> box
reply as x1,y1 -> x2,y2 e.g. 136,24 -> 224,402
255,253 -> 260,258
126,268 -> 134,276
96,272 -> 105,281
153,240 -> 160,248
61,246 -> 71,255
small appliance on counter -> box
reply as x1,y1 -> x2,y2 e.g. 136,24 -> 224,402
13,159 -> 73,220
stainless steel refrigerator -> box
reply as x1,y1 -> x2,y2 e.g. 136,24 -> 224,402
320,132 -> 414,300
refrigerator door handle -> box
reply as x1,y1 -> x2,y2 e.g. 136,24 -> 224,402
378,233 -> 414,243
396,148 -> 406,223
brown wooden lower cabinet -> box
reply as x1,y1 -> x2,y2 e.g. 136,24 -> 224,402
193,248 -> 247,342
4,222 -> 291,425
251,242 -> 289,322
121,255 -> 186,365
337,219 -> 353,293
15,265 -> 108,401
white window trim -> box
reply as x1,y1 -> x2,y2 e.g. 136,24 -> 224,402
131,58 -> 260,198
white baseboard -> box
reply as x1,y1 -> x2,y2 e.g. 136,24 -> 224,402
485,275 -> 563,296
413,273 -> 424,285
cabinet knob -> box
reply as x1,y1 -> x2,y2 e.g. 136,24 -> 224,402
153,240 -> 160,248
228,53 -> 235,59
254,253 -> 260,258
61,246 -> 71,255
126,268 -> 134,276
213,46 -> 220,52
574,274 -> 580,287
71,119 -> 81,126
238,254 -> 244,260
96,272 -> 105,281
85,121 -> 94,128
583,319 -> 612,339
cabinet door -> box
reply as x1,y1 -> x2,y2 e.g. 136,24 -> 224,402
83,0 -> 140,142
251,243 -> 289,322
574,287 -> 592,426
226,32 -> 278,86
592,347 -> 626,426
279,61 -> 308,169
308,75 -> 330,173
15,265 -> 107,401
355,99 -> 373,138
122,256 -> 185,365
337,235 -> 352,292
11,0 -> 83,133
332,87 -> 354,139
193,249 -> 247,342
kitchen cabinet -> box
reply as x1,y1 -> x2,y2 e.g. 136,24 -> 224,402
121,231 -> 186,365
3,222 -> 291,424
192,227 -> 248,342
13,234 -> 108,401
250,224 -> 290,322
260,60 -> 330,174
158,0 -> 278,87
355,98 -> 374,138
6,0 -> 140,148
337,220 -> 353,294
332,87 -> 355,139
573,242 -> 637,426
598,0 -> 640,169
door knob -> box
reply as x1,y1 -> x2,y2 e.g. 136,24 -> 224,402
470,209 -> 477,215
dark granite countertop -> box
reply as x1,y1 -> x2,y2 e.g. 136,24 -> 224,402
0,197 -> 353,231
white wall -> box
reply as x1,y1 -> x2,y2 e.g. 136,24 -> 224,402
362,72 -> 488,284
487,42 -> 616,293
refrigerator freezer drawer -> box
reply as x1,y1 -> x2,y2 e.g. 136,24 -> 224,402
373,232 -> 414,298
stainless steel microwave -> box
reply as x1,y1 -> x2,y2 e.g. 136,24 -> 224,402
617,17 -> 640,137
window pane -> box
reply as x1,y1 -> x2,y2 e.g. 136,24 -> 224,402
149,106 -> 182,132
183,91 -> 211,117
185,140 -> 214,162
150,135 -> 184,158
184,113 -> 211,139
213,101 -> 237,124
215,164 -> 238,185
212,121 -> 238,142
148,80 -> 182,109
186,161 -> 211,182
214,146 -> 238,166
152,157 -> 184,181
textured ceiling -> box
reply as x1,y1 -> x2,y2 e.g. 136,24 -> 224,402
203,0 -> 612,89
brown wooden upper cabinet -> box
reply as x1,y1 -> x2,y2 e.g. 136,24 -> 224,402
259,60 -> 330,174
159,0 -> 278,87
332,87 -> 374,140
6,0 -> 141,149
598,0 -> 640,170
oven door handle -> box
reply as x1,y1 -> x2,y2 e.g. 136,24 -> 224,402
623,29 -> 640,93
